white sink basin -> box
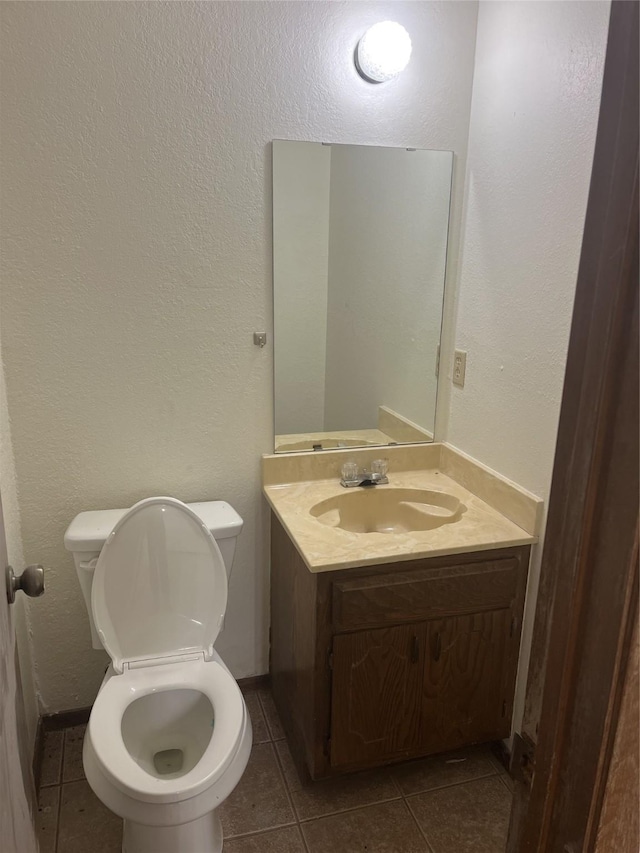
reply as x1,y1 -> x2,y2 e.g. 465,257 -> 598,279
309,488 -> 463,534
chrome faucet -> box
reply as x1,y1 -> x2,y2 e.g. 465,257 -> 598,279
340,459 -> 389,488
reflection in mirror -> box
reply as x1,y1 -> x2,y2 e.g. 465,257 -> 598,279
272,140 -> 453,453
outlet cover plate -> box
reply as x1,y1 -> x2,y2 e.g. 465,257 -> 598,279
453,349 -> 467,388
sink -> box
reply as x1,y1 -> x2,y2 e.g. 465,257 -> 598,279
277,438 -> 382,452
309,488 -> 463,534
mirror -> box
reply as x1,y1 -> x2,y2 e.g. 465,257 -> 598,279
272,140 -> 453,453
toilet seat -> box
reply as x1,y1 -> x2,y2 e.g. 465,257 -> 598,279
87,497 -> 242,805
91,497 -> 228,674
88,657 -> 245,805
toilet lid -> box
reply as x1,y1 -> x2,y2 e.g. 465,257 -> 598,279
91,497 -> 228,674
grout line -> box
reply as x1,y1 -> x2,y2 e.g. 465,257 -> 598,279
224,823 -> 310,853
403,793 -> 437,853
388,771 -> 403,798
265,696 -> 402,847
254,686 -> 274,740
224,740 -> 299,842
41,730 -> 64,790
225,820 -> 299,841
295,796 -> 406,826
253,688 -> 504,851
287,769 -> 502,829
53,731 -> 67,853
60,729 -> 68,786
399,769 -> 499,798
496,772 -> 516,796
255,687 -> 285,742
295,793 -> 403,824
487,751 -> 512,777
273,733 -> 404,825
296,822 -> 312,853
241,687 -> 273,745
271,738 -> 303,825
267,729 -> 307,852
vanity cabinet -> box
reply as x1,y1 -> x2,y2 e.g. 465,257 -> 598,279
269,514 -> 530,780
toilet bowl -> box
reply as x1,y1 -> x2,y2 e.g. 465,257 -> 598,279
64,496 -> 253,853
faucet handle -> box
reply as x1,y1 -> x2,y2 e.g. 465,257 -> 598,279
371,458 -> 389,477
341,461 -> 359,482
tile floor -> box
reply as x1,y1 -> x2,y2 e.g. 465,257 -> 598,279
36,684 -> 515,853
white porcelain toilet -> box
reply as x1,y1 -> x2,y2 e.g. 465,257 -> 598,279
64,496 -> 253,853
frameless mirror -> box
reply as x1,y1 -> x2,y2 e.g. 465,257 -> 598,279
272,140 -> 453,453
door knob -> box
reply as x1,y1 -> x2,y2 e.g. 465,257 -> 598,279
6,564 -> 45,604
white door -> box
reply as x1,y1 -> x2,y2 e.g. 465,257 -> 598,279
0,490 -> 38,852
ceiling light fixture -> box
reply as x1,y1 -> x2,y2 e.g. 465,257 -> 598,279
355,21 -> 412,84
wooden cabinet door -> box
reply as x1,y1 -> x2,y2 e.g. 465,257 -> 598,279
421,609 -> 513,753
330,623 -> 426,769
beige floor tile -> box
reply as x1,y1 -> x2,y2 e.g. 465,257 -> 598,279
408,775 -> 512,853
276,739 -> 400,821
219,742 -> 295,838
224,825 -> 307,852
40,729 -> 64,787
258,686 -> 286,740
62,724 -> 86,783
58,779 -> 123,853
392,746 -> 498,796
36,785 -> 59,853
302,799 -> 429,853
242,687 -> 271,744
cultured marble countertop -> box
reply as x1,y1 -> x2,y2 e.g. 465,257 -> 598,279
263,466 -> 538,573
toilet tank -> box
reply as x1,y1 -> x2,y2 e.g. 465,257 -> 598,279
64,500 -> 243,650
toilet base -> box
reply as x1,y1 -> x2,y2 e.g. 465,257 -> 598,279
122,810 -> 223,853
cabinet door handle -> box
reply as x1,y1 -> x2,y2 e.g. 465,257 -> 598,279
410,634 -> 420,663
433,632 -> 442,662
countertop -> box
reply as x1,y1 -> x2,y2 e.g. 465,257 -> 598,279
263,465 -> 538,573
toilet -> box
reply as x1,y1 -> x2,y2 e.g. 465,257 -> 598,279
64,496 -> 253,853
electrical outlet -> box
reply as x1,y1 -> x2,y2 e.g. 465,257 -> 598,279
453,349 -> 467,388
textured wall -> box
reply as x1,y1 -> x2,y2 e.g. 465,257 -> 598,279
0,1 -> 478,711
449,0 -> 610,736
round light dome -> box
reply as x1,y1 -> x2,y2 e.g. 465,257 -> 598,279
355,21 -> 412,83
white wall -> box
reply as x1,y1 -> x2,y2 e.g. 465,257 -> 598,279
0,0 -> 478,711
449,0 -> 610,736
273,141 -> 330,435
324,144 -> 451,433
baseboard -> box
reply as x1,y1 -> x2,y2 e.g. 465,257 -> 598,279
32,716 -> 44,792
237,673 -> 270,691
41,706 -> 93,732
33,706 -> 93,790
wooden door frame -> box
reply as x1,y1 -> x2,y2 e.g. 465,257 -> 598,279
508,1 -> 639,851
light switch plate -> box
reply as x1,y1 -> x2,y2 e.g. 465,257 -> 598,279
453,349 -> 467,388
